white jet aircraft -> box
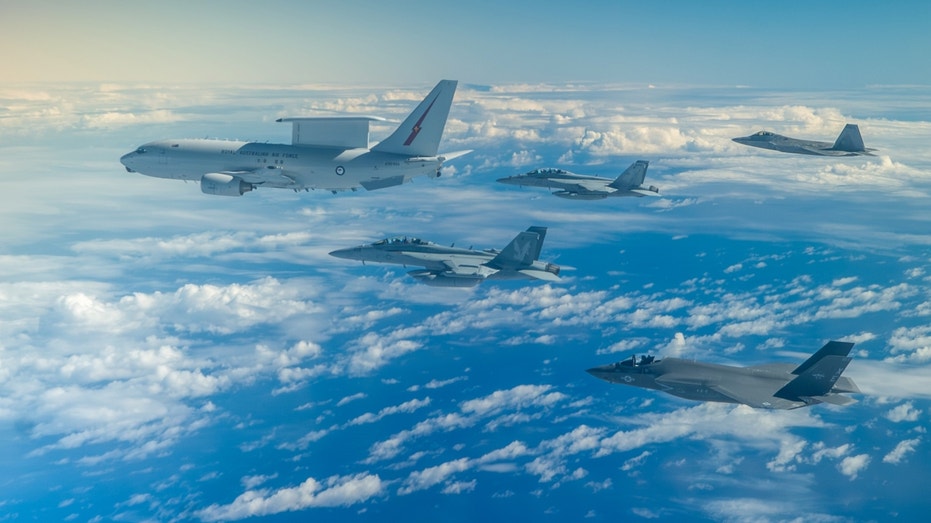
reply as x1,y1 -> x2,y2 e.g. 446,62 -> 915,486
120,80 -> 470,196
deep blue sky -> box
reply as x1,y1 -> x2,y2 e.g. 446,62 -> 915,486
1,1 -> 929,87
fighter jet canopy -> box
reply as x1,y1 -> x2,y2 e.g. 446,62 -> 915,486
373,237 -> 435,247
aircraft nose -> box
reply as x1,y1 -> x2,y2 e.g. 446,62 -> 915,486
329,247 -> 361,260
586,365 -> 613,380
120,152 -> 137,172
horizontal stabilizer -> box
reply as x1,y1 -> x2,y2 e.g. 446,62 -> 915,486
630,188 -> 661,197
805,394 -> 858,406
439,150 -> 473,162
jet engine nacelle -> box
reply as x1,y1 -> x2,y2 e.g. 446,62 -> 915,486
201,173 -> 254,197
553,190 -> 606,200
408,269 -> 483,288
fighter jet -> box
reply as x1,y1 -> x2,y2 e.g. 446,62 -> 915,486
587,341 -> 860,409
732,123 -> 875,156
329,226 -> 560,287
119,80 -> 471,196
496,160 -> 659,200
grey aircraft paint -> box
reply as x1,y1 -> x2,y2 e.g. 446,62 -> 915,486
587,341 -> 860,409
329,226 -> 560,287
497,160 -> 659,200
732,123 -> 875,156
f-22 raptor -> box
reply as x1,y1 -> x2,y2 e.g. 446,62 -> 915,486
329,226 -> 560,287
587,341 -> 860,409
732,123 -> 875,156
497,160 -> 658,200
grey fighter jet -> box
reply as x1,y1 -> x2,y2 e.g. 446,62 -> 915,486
329,226 -> 560,287
497,160 -> 658,200
732,124 -> 875,156
587,341 -> 860,409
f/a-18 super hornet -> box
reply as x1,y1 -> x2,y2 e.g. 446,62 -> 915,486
496,160 -> 659,200
587,341 -> 860,409
120,80 -> 470,196
329,226 -> 560,287
732,123 -> 875,156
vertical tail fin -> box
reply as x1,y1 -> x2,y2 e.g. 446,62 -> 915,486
831,124 -> 866,152
608,160 -> 649,189
792,341 -> 854,375
371,80 -> 458,157
775,355 -> 853,400
491,226 -> 547,269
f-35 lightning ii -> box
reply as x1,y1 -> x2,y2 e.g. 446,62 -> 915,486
732,124 -> 875,156
587,341 -> 860,409
329,226 -> 560,287
497,160 -> 659,200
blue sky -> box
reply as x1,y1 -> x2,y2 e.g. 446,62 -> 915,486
1,1 -> 929,87
2,2 -> 931,521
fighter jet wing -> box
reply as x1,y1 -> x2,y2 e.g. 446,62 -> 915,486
518,268 -> 561,281
629,188 -> 661,197
571,180 -> 613,193
707,383 -> 801,410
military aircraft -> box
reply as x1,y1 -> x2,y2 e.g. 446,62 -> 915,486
496,160 -> 659,200
119,80 -> 471,196
732,123 -> 875,156
587,341 -> 860,409
329,226 -> 560,287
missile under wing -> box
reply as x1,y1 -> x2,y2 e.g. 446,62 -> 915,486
497,160 -> 659,200
587,341 -> 860,409
329,226 -> 560,287
119,80 -> 471,196
732,124 -> 875,156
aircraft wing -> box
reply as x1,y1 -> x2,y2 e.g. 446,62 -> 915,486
629,188 -> 661,197
707,383 -> 800,410
518,268 -> 561,281
223,169 -> 297,187
571,179 -> 613,193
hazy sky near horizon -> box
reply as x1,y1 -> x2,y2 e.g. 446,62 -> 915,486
2,1 -> 929,88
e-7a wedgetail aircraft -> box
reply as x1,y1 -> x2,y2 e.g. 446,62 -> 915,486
587,341 -> 860,409
732,123 -> 875,156
497,160 -> 659,200
120,80 -> 470,196
329,226 -> 560,287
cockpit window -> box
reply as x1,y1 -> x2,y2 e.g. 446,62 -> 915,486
375,237 -> 433,246
618,354 -> 658,367
135,147 -> 147,154
529,168 -> 567,175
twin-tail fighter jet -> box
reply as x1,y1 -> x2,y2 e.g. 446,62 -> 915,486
329,226 -> 560,287
587,340 -> 860,409
120,80 -> 471,196
732,123 -> 875,156
497,160 -> 659,200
